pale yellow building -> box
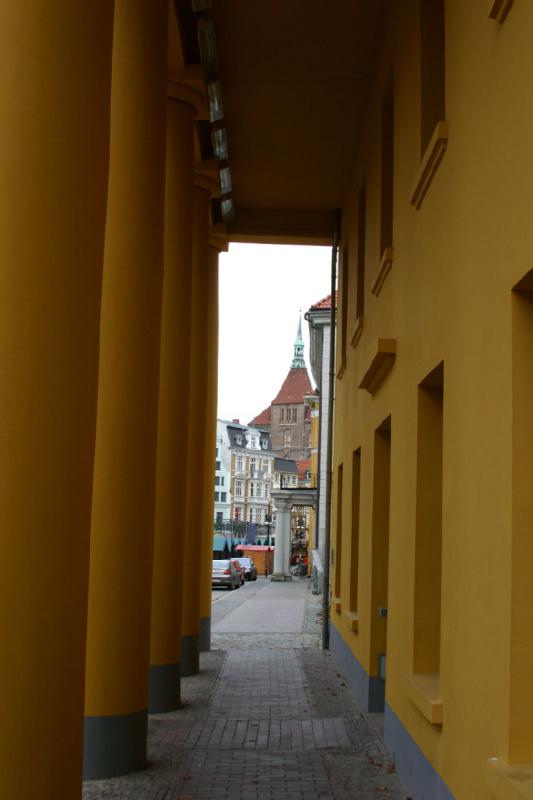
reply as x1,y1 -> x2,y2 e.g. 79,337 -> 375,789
329,3 -> 533,799
1,2 -> 532,799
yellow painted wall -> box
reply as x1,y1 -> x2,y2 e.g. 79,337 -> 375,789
331,1 -> 533,797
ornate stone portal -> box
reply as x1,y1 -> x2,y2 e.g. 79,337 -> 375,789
270,489 -> 317,581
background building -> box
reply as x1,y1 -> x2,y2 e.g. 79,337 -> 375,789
214,421 -> 232,523
224,421 -> 274,524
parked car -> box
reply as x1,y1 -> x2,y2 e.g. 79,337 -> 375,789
212,559 -> 240,590
237,557 -> 258,581
232,559 -> 245,585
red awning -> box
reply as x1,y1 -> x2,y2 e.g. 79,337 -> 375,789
235,545 -> 274,551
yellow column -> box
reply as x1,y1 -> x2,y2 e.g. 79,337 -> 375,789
83,0 -> 168,780
0,6 -> 114,798
181,178 -> 218,675
199,235 -> 225,651
148,89 -> 198,713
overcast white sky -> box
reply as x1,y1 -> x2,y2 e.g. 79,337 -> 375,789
217,243 -> 332,425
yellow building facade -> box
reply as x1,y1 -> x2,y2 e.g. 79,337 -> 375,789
330,2 -> 533,799
1,2 -> 532,799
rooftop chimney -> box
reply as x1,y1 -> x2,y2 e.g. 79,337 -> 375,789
232,418 -> 240,424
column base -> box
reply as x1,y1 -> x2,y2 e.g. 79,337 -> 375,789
83,710 -> 147,780
181,635 -> 199,676
199,617 -> 211,652
270,573 -> 293,582
148,662 -> 181,713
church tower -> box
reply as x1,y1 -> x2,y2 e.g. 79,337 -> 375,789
249,314 -> 313,460
291,315 -> 306,368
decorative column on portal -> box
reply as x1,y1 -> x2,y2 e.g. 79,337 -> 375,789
271,494 -> 293,581
270,490 -> 318,583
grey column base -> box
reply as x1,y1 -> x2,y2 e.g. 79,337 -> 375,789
384,704 -> 454,800
329,622 -> 385,711
199,616 -> 211,652
83,709 -> 147,781
181,634 -> 199,676
148,662 -> 181,714
270,573 -> 292,582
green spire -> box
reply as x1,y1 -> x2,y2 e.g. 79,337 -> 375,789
291,311 -> 305,368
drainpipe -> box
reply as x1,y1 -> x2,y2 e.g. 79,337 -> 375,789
322,213 -> 340,650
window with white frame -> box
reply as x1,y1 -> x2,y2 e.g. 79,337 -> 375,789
250,436 -> 257,449
236,456 -> 243,471
235,480 -> 243,497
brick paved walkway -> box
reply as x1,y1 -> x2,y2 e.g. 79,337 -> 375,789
83,580 -> 407,799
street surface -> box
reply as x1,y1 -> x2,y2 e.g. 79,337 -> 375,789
84,577 -> 407,799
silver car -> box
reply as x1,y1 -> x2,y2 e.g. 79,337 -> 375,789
212,559 -> 240,590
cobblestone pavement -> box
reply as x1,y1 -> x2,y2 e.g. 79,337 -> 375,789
214,585 -> 305,632
83,579 -> 407,799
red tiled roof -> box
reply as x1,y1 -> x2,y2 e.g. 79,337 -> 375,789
249,405 -> 271,426
309,292 -> 337,310
296,459 -> 311,479
271,367 -> 313,405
